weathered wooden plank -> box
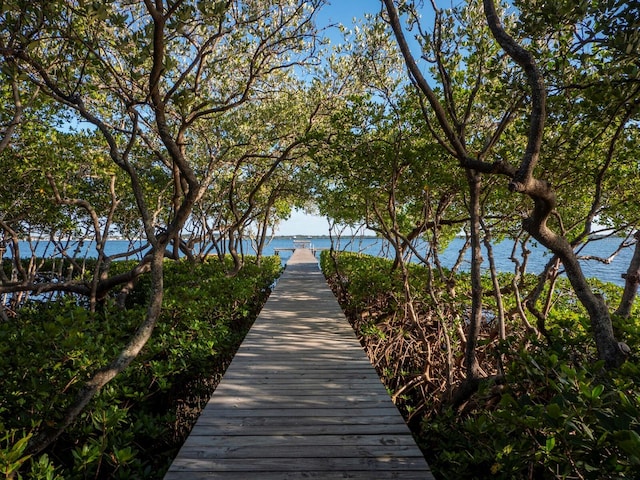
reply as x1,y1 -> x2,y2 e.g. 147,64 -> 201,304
197,407 -> 403,418
203,396 -> 394,408
220,366 -> 382,375
217,375 -> 386,385
219,359 -> 374,369
221,365 -> 381,373
175,444 -> 426,460
229,345 -> 368,353
228,353 -> 373,359
189,426 -> 413,441
181,434 -> 420,448
167,456 -> 432,472
165,471 -> 428,480
205,387 -> 388,397
188,425 -> 412,438
213,380 -> 388,390
192,414 -> 410,428
218,373 -> 385,383
164,249 -> 434,479
205,388 -> 391,398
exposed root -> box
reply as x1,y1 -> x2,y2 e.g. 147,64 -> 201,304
326,270 -> 509,422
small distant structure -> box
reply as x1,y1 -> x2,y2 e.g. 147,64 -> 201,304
274,239 -> 328,257
292,239 -> 312,249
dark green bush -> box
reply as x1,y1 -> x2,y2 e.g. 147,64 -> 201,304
422,338 -> 640,479
321,250 -> 640,480
0,255 -> 282,479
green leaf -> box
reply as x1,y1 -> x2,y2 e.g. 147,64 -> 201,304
545,436 -> 556,453
546,403 -> 562,420
591,384 -> 605,399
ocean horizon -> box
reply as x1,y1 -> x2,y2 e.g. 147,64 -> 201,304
5,235 -> 635,287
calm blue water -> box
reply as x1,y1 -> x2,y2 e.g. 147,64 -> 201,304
263,236 -> 632,287
10,236 -> 635,286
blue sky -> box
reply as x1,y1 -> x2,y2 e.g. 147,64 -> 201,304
276,2 -> 383,236
276,209 -> 331,236
316,1 -> 382,28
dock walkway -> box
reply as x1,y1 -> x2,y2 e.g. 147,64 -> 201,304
164,248 -> 434,479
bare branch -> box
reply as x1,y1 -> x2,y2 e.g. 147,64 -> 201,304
483,0 -> 546,192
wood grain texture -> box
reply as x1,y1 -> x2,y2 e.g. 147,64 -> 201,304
164,249 -> 434,479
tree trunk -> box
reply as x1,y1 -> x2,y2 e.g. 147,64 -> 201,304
615,231 -> 640,319
227,231 -> 243,277
464,170 -> 484,379
528,217 -> 625,368
26,246 -> 166,457
483,227 -> 506,340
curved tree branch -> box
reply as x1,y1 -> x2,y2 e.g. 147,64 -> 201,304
483,0 -> 546,191
382,0 -> 468,161
481,0 -> 625,368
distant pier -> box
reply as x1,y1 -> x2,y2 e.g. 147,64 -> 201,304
274,239 -> 328,257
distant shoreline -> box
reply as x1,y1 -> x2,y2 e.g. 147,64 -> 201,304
18,235 -> 383,242
16,232 -> 624,243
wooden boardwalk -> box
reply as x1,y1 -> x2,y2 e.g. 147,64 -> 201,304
164,248 -> 434,479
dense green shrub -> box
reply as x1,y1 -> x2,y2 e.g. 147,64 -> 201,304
423,340 -> 640,479
0,256 -> 282,479
321,250 -> 640,480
